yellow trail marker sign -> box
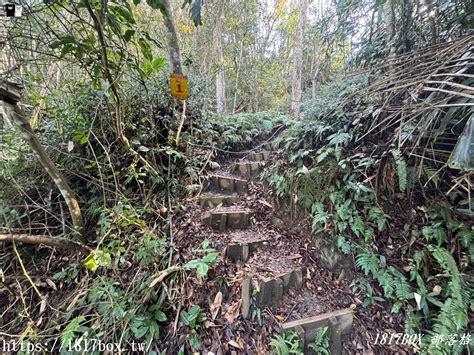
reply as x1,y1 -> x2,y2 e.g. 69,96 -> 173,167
170,73 -> 189,100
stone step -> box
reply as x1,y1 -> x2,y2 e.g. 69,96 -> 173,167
241,268 -> 304,318
226,239 -> 269,262
202,209 -> 252,231
208,174 -> 248,194
230,161 -> 262,178
262,142 -> 272,151
198,194 -> 240,208
281,308 -> 353,355
247,151 -> 271,162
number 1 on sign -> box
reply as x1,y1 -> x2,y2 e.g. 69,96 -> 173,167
170,74 -> 189,100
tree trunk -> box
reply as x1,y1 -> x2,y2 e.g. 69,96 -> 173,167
214,1 -> 226,114
290,0 -> 308,118
232,40 -> 244,114
423,0 -> 438,44
161,0 -> 184,75
84,0 -> 158,175
384,0 -> 396,57
4,102 -> 85,243
401,0 -> 413,52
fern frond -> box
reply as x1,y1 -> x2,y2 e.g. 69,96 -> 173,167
356,252 -> 380,275
389,267 -> 413,301
327,130 -> 352,147
391,150 -> 407,192
61,316 -> 85,349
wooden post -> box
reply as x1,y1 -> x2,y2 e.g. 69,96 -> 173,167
329,316 -> 342,354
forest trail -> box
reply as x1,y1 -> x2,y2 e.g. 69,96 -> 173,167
1,1 -> 471,353
170,133 -> 417,354
175,138 -> 364,354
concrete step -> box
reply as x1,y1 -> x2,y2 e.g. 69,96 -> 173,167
198,194 -> 240,208
208,174 -> 248,194
262,142 -> 272,151
202,209 -> 252,231
281,308 -> 353,355
241,268 -> 304,318
247,151 -> 271,162
230,161 -> 262,178
226,239 -> 269,262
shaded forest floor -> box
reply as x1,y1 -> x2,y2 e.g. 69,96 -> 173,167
170,138 -> 413,354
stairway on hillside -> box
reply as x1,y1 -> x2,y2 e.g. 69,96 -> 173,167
198,142 -> 354,354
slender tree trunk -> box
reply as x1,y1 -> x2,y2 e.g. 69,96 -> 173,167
290,0 -> 308,118
423,0 -> 438,44
161,0 -> 184,75
4,103 -> 85,243
401,0 -> 413,52
31,64 -> 55,128
384,0 -> 396,57
214,1 -> 226,114
232,40 -> 244,114
84,0 -> 158,175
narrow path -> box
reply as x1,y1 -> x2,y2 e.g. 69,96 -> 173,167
194,142 -> 353,354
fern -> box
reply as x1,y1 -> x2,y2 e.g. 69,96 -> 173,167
426,246 -> 469,354
315,147 -> 334,163
308,326 -> 330,355
376,269 -> 394,298
391,150 -> 407,192
327,130 -> 352,147
427,299 -> 469,354
388,267 -> 413,301
423,166 -> 440,188
367,206 -> 388,232
311,202 -> 331,233
428,246 -> 464,304
269,332 -> 303,355
336,235 -> 352,254
356,252 -> 380,276
61,316 -> 86,349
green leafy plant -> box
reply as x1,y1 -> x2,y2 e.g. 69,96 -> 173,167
83,250 -> 112,272
269,332 -> 303,355
391,150 -> 407,192
308,326 -> 330,355
180,305 -> 207,351
131,304 -> 167,350
426,246 -> 470,354
61,316 -> 87,349
184,239 -> 219,278
180,305 -> 206,330
350,277 -> 385,307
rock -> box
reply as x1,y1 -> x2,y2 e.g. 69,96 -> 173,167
272,217 -> 285,229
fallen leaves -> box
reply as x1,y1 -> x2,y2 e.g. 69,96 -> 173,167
210,291 -> 222,320
45,278 -> 57,291
284,254 -> 302,260
228,338 -> 245,350
223,299 -> 242,324
149,266 -> 181,288
258,199 -> 273,208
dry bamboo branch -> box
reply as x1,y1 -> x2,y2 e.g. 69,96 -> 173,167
425,80 -> 474,92
422,87 -> 474,100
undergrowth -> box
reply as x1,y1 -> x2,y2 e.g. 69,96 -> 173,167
0,77 -> 287,352
265,75 -> 473,354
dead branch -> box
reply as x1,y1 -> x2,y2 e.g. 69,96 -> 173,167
0,234 -> 91,253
